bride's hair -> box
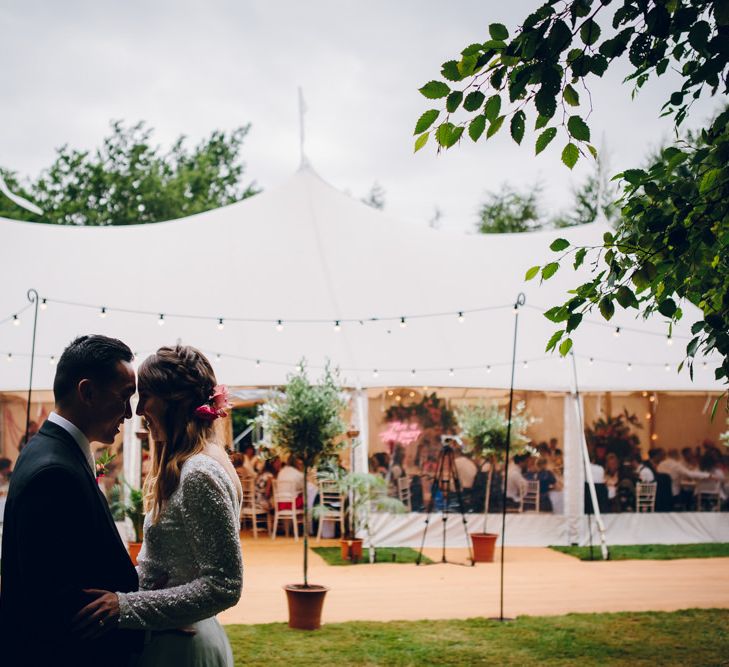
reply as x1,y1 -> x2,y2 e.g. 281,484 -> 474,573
139,344 -> 218,521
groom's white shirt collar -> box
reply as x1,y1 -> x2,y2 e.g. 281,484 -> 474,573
47,411 -> 95,474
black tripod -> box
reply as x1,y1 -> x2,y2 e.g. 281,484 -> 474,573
416,438 -> 474,566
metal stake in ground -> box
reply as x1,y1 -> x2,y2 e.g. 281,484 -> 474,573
416,435 -> 474,566
493,292 -> 525,623
24,288 -> 40,444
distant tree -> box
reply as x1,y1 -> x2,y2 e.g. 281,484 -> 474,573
552,149 -> 619,228
0,120 -> 259,225
476,182 -> 545,233
361,182 -> 386,210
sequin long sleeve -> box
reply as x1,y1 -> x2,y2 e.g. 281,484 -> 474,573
116,456 -> 243,630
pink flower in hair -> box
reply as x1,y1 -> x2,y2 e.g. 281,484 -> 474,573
210,384 -> 232,417
195,405 -> 219,421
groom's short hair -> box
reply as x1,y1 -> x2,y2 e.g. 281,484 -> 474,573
53,335 -> 134,404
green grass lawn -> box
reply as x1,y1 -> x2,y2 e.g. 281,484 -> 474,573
226,608 -> 729,666
551,543 -> 729,561
312,546 -> 432,566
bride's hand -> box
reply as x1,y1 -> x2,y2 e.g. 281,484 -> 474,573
71,588 -> 120,641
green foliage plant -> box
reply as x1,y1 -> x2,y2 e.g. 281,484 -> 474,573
415,0 -> 729,408
256,362 -> 347,586
110,479 -> 145,543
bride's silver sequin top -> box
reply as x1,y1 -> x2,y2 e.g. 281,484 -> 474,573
117,454 -> 243,630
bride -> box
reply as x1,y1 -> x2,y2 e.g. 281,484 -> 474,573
72,345 -> 243,666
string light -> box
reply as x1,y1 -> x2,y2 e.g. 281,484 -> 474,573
215,353 -> 221,363
702,362 -> 708,371
334,320 -> 341,332
523,361 -> 529,369
372,369 -> 379,378
217,318 -> 225,331
6,353 -> 11,362
665,363 -> 671,372
409,391 -> 415,398
627,362 -> 632,372
448,368 -> 454,377
486,365 -> 492,374
255,359 -> 261,368
400,317 -> 407,329
411,369 -> 416,376
457,312 -> 464,324
99,307 -> 107,319
651,433 -> 658,441
40,298 -> 47,311
666,335 -> 673,347
276,320 -> 284,332
12,314 -> 19,326
589,357 -> 594,365
613,327 -> 621,338
158,314 -> 165,326
49,356 -> 56,366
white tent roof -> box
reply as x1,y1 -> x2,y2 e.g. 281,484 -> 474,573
0,166 -> 722,393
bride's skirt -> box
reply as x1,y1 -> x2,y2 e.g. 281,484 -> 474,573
135,617 -> 233,667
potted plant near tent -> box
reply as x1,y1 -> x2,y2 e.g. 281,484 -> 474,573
256,362 -> 347,630
322,470 -> 406,563
455,401 -> 533,562
111,480 -> 145,565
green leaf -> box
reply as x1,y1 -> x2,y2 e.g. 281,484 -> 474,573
566,313 -> 583,333
484,95 -> 502,122
468,115 -> 486,141
580,19 -> 601,46
567,115 -> 591,142
546,329 -> 565,352
441,61 -> 463,82
587,144 -> 598,159
573,247 -> 587,269
463,91 -> 485,112
615,285 -> 639,309
435,122 -> 454,147
414,132 -> 429,153
550,238 -> 570,252
658,298 -> 677,317
489,23 -> 509,41
419,80 -> 451,99
414,110 -> 439,135
599,296 -> 615,320
458,54 -> 479,77
561,143 -> 579,169
510,110 -> 525,145
535,128 -> 557,156
558,338 -> 573,356
541,262 -> 560,280
563,84 -> 580,106
487,115 -> 505,138
525,265 -> 541,281
446,91 -> 463,113
535,114 -> 549,130
699,168 -> 721,194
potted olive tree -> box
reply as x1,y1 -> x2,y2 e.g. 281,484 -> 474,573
455,401 -> 533,562
321,471 -> 406,562
256,363 -> 347,630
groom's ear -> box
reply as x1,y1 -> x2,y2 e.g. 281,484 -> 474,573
77,378 -> 94,405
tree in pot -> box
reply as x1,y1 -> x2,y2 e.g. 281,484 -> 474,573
256,362 -> 347,630
455,401 -> 534,562
110,480 -> 145,564
319,471 -> 406,563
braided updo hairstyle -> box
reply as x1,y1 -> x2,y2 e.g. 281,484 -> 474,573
138,344 -> 218,521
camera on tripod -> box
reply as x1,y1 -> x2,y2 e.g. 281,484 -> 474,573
439,434 -> 463,449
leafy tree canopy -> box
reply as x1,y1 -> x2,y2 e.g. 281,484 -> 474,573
416,0 -> 729,402
477,182 -> 544,233
361,181 -> 386,210
0,120 -> 259,225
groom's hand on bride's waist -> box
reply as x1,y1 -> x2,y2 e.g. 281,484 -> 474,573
71,588 -> 120,641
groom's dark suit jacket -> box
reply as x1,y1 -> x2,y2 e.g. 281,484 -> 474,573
0,420 -> 143,667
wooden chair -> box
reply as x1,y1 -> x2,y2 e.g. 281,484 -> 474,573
696,480 -> 722,512
397,476 -> 412,511
316,479 -> 345,541
636,482 -> 657,512
271,479 -> 304,540
240,478 -> 270,539
520,480 -> 540,512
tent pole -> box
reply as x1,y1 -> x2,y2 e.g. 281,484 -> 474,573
24,288 -> 40,444
495,292 -> 525,622
568,351 -> 609,560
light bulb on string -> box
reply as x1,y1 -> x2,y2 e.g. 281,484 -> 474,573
627,362 -> 632,372
215,353 -> 221,363
666,336 -> 673,347
486,365 -> 492,374
523,360 -> 529,369
411,369 -> 416,376
372,369 -> 379,378
255,359 -> 261,368
6,353 -> 12,362
448,368 -> 454,377
457,312 -> 464,324
334,320 -> 341,332
49,356 -> 56,366
158,314 -> 165,327
12,314 -> 19,326
217,318 -> 225,331
613,327 -> 621,338
702,362 -> 708,371
589,357 -> 594,366
400,316 -> 407,329
40,299 -> 47,311
665,363 -> 671,372
275,320 -> 284,332
99,307 -> 107,319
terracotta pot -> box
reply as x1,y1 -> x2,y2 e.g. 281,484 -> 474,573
470,533 -> 497,563
340,538 -> 363,562
284,584 -> 328,630
128,542 -> 142,565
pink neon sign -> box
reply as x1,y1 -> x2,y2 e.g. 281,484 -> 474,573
379,421 -> 422,446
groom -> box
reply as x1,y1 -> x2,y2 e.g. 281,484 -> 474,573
0,335 -> 143,667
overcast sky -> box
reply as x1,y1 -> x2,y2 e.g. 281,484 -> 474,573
0,0 -> 723,232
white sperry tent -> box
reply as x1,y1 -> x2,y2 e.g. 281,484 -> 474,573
1,165 -> 726,548
0,164 -> 723,393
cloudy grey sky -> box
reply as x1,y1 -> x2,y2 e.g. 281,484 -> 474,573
0,0 -> 723,232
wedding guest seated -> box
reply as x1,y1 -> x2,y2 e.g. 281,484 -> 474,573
277,456 -> 305,509
658,449 -> 710,509
254,459 -> 277,511
604,453 -> 619,510
241,443 -> 261,477
616,461 -> 638,512
505,454 -> 528,508
230,452 -> 253,487
536,458 -> 556,512
0,457 -> 12,495
696,451 -> 726,510
370,452 -> 389,477
454,450 -> 478,510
